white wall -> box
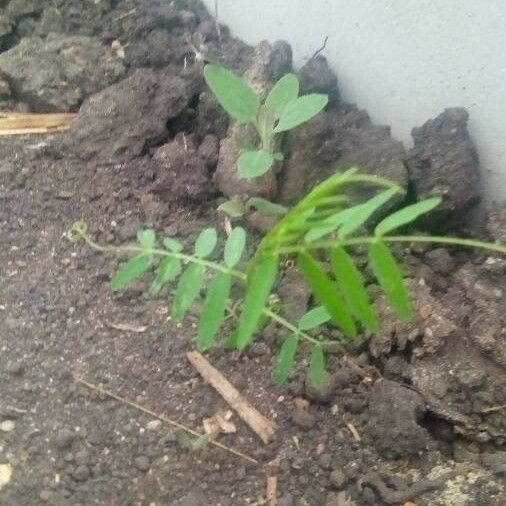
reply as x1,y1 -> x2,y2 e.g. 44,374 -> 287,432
204,0 -> 506,202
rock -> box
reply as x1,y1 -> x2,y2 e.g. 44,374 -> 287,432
53,428 -> 76,450
134,456 -> 150,472
361,486 -> 377,504
214,133 -> 277,199
329,467 -> 347,489
0,34 -> 125,112
198,134 -> 220,169
291,408 -> 316,430
277,269 -> 311,322
39,490 -> 52,502
486,203 -> 506,243
406,108 -> 481,222
278,104 -> 408,205
298,55 -> 339,104
366,379 -> 430,458
150,133 -> 213,203
424,248 -> 455,274
146,420 -> 162,431
177,491 -> 207,506
482,452 -> 506,475
71,465 -> 90,482
456,365 -> 486,390
68,69 -> 196,161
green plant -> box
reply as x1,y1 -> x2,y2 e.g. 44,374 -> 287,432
204,65 -> 328,180
68,169 -> 506,388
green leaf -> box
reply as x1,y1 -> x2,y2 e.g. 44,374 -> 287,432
110,254 -> 152,291
224,330 -> 239,350
163,237 -> 183,252
265,73 -> 300,118
304,209 -> 349,242
137,229 -> 155,249
331,247 -> 379,332
204,64 -> 260,124
218,199 -> 246,218
338,187 -> 399,238
224,227 -> 247,268
236,255 -> 278,349
309,344 -> 326,390
194,228 -> 217,258
246,197 -> 287,216
256,105 -> 276,146
298,306 -> 332,331
297,252 -> 357,338
375,197 -> 443,236
171,264 -> 205,322
273,94 -> 328,133
274,335 -> 298,386
150,257 -> 181,294
238,150 -> 274,178
368,241 -> 412,320
197,272 -> 232,351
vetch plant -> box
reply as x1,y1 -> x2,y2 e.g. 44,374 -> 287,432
69,169 -> 506,389
203,64 -> 328,179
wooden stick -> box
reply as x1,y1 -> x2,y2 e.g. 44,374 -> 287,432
266,475 -> 278,506
0,112 -> 77,135
75,376 -> 258,465
187,351 -> 277,444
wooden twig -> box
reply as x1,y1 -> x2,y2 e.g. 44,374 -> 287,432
75,376 -> 258,465
187,351 -> 277,444
266,475 -> 278,506
0,112 -> 77,135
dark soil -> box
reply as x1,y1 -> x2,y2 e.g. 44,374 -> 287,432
0,1 -> 505,505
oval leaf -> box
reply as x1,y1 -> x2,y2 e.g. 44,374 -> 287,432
238,150 -> 274,178
368,241 -> 412,320
163,237 -> 183,252
297,252 -> 357,338
309,344 -> 326,390
224,227 -> 247,268
246,197 -> 287,216
331,247 -> 379,332
194,228 -> 217,258
375,197 -> 443,236
265,73 -> 300,118
274,335 -> 298,386
273,94 -> 328,133
171,264 -> 205,322
110,254 -> 152,291
197,272 -> 232,351
218,199 -> 246,218
236,255 -> 278,349
137,229 -> 155,249
150,257 -> 182,294
338,187 -> 399,238
298,306 -> 332,331
204,64 -> 260,124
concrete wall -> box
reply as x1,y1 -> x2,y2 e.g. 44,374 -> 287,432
203,0 -> 506,202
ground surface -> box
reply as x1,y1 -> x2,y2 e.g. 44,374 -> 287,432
0,1 -> 505,505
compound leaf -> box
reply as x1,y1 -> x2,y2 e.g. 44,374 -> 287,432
171,264 -> 205,322
368,241 -> 412,320
194,228 -> 217,258
218,199 -> 246,218
238,150 -> 274,178
309,343 -> 326,390
338,187 -> 399,238
265,73 -> 300,118
297,252 -> 357,338
375,197 -> 442,236
197,272 -> 232,351
274,94 -> 328,133
204,64 -> 260,124
236,255 -> 278,349
274,335 -> 298,386
298,306 -> 332,331
224,227 -> 247,268
150,257 -> 181,294
110,254 -> 152,291
137,229 -> 155,249
163,237 -> 183,252
331,247 -> 379,332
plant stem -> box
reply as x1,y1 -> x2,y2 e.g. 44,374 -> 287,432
277,235 -> 506,255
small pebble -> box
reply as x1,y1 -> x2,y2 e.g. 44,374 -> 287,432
0,420 -> 15,432
71,465 -> 90,482
361,486 -> 377,504
291,409 -> 316,430
134,456 -> 150,471
329,468 -> 346,489
146,420 -> 162,431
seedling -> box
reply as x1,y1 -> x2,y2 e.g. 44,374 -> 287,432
68,168 -> 506,389
204,65 -> 328,179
